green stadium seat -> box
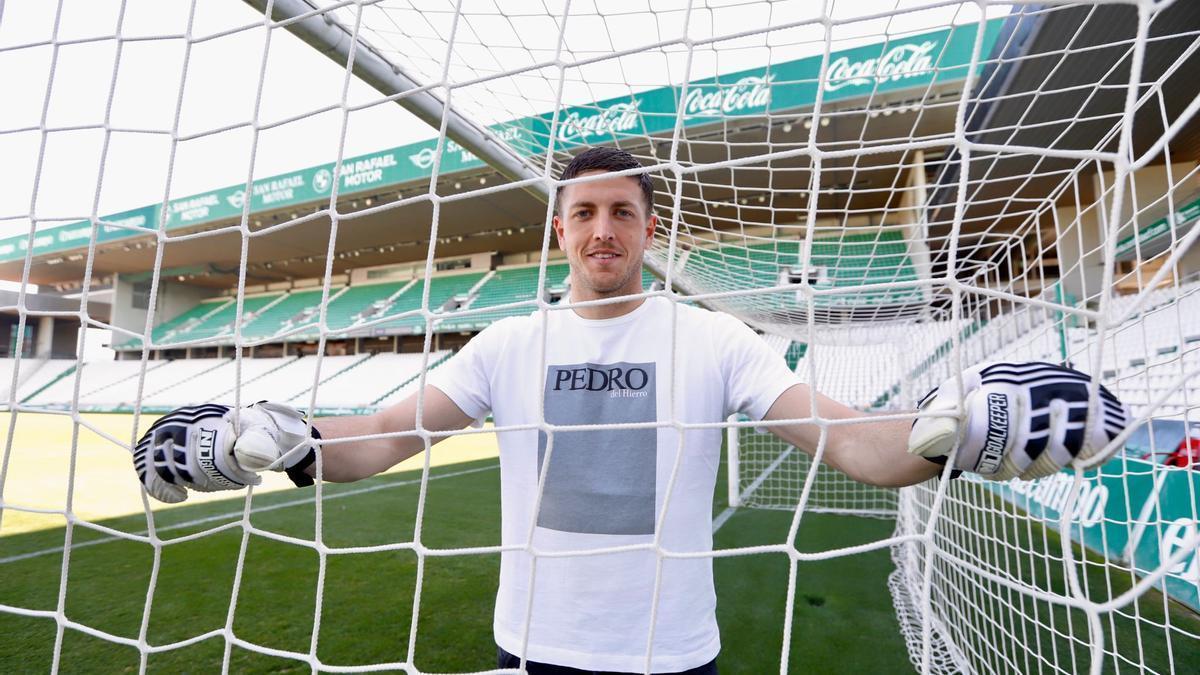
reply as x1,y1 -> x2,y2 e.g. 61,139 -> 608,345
242,288 -> 328,340
166,293 -> 281,345
374,271 -> 487,333
326,280 -> 411,333
440,263 -> 570,331
683,230 -> 921,308
116,297 -> 231,350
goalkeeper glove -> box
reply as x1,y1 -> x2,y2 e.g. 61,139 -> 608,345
133,402 -> 319,504
907,362 -> 1129,481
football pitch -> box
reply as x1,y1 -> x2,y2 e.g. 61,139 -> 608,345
2,414 -> 1198,673
0,413 -> 911,673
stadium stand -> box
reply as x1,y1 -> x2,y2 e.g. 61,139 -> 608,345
168,293 -> 282,345
371,351 -> 455,408
241,288 -> 333,340
110,263 -> 678,355
298,351 -> 451,409
325,280 -> 413,333
682,230 -> 920,307
0,358 -> 77,405
374,271 -> 487,333
117,297 -> 231,350
24,359 -> 167,410
207,356 -> 351,407
86,257 -> 1200,420
439,263 -> 570,331
78,358 -> 233,410
140,357 -> 292,410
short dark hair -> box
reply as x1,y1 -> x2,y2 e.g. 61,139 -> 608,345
555,146 -> 654,214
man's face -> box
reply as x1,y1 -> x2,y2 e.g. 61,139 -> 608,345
553,170 -> 656,300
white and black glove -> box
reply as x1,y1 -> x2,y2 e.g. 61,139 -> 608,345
133,402 -> 320,504
908,362 -> 1129,481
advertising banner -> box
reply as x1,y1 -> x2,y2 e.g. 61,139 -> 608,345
1,20 -> 1002,263
987,438 -> 1200,612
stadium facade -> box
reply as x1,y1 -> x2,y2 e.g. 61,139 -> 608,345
1,5 -> 1198,418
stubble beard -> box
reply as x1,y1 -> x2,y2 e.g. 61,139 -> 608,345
573,252 -> 643,298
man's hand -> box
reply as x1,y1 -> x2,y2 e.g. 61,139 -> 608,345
908,362 -> 1130,481
133,402 -> 319,504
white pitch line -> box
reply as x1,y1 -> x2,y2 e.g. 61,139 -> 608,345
0,463 -> 499,565
711,506 -> 737,534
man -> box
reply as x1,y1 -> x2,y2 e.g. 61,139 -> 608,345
133,147 -> 1128,673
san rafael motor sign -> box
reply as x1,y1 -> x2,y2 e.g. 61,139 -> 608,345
1,20 -> 1001,264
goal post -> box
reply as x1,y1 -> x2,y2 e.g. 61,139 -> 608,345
3,1 -> 1200,674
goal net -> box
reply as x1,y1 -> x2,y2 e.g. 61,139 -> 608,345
2,0 -> 1199,673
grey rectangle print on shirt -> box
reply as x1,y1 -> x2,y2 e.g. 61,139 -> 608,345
538,362 -> 657,535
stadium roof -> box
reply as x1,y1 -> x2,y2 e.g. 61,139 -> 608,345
3,19 -> 1004,291
927,2 -> 1200,272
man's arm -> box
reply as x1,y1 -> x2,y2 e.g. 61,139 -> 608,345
761,383 -> 939,488
308,385 -> 475,483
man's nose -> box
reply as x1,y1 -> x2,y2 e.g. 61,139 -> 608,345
592,212 -> 616,240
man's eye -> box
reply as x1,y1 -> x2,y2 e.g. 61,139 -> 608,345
574,209 -> 590,218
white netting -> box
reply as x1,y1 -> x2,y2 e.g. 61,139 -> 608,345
2,0 -> 1200,673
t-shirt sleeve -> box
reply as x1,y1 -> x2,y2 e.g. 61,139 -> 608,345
424,321 -> 504,421
719,314 -> 801,421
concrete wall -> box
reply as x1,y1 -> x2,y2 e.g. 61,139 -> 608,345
1055,160 -> 1200,302
111,275 -> 215,340
898,151 -> 933,293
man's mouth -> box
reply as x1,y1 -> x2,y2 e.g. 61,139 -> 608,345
586,250 -> 621,260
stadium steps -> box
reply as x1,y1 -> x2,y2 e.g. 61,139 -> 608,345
683,231 -> 920,306
140,357 -> 283,409
17,361 -> 78,406
0,357 -> 59,401
465,269 -> 496,299
116,297 -> 231,350
219,355 -> 360,406
140,356 -> 241,402
171,293 -> 283,345
293,352 -> 438,409
439,263 -> 571,331
209,355 -> 300,402
343,280 -> 418,332
369,350 -> 453,406
255,286 -> 352,341
25,359 -> 174,409
234,292 -> 294,338
284,352 -> 376,403
159,297 -> 235,344
302,285 -> 350,336
376,271 -> 488,334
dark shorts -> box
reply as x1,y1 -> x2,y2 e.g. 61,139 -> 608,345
497,646 -> 718,675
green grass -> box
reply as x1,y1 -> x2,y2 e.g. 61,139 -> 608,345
0,457 -> 912,673
3,457 -> 1197,673
922,488 -> 1200,675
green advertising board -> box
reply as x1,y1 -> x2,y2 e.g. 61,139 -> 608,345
1,19 -> 1002,265
987,456 -> 1200,612
1114,194 -> 1200,260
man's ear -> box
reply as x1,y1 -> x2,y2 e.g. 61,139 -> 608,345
552,214 -> 565,249
645,213 -> 657,243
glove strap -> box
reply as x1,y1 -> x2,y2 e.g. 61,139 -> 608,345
285,425 -> 320,488
921,453 -> 963,480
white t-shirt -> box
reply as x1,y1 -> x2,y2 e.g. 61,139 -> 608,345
426,296 -> 799,672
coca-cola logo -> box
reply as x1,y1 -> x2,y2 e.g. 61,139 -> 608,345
557,100 -> 642,142
825,40 -> 938,91
682,75 -> 774,116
